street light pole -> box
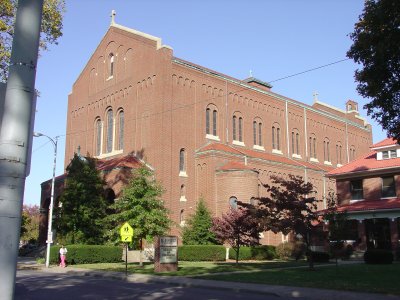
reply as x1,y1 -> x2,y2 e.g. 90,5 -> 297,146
34,132 -> 58,268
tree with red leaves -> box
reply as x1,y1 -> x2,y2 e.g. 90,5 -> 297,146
244,174 -> 320,269
211,207 -> 261,264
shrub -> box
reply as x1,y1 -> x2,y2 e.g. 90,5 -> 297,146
228,246 -> 277,260
276,241 -> 306,260
178,245 -> 226,261
364,249 -> 393,264
50,245 -> 123,265
308,251 -> 330,263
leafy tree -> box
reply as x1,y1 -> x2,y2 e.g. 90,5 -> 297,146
244,175 -> 320,269
182,199 -> 218,245
347,0 -> 400,141
106,167 -> 170,266
0,0 -> 65,82
20,204 -> 40,243
56,154 -> 107,245
212,207 -> 260,264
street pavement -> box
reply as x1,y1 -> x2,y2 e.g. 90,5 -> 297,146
17,257 -> 400,300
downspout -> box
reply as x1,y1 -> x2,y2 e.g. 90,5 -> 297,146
345,122 -> 349,163
225,80 -> 229,143
304,107 -> 308,160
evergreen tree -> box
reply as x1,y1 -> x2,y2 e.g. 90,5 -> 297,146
56,154 -> 107,244
182,199 -> 218,245
106,167 -> 170,264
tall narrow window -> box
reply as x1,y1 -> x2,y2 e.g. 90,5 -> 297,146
206,108 -> 210,134
238,117 -> 243,142
253,121 -> 257,145
382,176 -> 396,198
292,132 -> 295,155
179,148 -> 186,173
323,139 -> 330,162
232,116 -> 237,141
312,137 -> 316,158
272,126 -> 276,149
118,110 -> 124,150
276,127 -> 281,150
212,110 -> 217,136
258,123 -> 262,146
95,119 -> 102,156
296,133 -> 299,155
106,109 -> 113,153
109,53 -> 115,78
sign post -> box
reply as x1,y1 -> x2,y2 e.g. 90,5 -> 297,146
119,222 -> 134,276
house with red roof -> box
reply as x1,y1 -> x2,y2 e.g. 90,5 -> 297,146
326,138 -> 400,255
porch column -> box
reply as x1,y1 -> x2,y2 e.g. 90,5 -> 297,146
390,218 -> 399,258
357,220 -> 367,250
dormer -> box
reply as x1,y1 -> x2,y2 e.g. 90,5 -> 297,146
371,138 -> 400,160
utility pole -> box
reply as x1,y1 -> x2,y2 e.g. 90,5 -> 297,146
0,1 -> 44,299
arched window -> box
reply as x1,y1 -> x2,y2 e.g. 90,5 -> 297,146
239,117 -> 243,142
109,53 -> 115,78
272,124 -> 281,150
95,118 -> 102,156
253,119 -> 263,146
291,129 -> 300,155
179,148 -> 186,173
232,116 -> 237,140
336,142 -> 343,165
309,134 -> 317,159
106,108 -> 114,153
229,196 -> 238,209
253,121 -> 257,145
323,138 -> 330,162
180,209 -> 185,226
206,105 -> 218,138
117,110 -> 124,150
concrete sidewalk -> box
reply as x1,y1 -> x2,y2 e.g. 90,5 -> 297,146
18,258 -> 400,300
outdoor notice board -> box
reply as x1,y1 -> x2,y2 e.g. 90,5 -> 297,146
154,236 -> 178,272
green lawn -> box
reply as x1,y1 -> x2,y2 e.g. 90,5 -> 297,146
72,260 -> 308,276
201,263 -> 400,295
71,260 -> 400,295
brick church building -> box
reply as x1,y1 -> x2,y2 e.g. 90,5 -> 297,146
39,17 -> 373,245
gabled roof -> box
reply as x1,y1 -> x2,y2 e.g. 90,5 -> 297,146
327,139 -> 400,177
217,161 -> 255,172
197,142 -> 333,173
371,137 -> 399,149
97,155 -> 143,171
335,198 -> 400,213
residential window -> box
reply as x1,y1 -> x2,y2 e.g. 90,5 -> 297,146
117,110 -> 124,150
106,109 -> 113,153
390,150 -> 397,158
350,180 -> 363,200
179,149 -> 186,172
382,176 -> 396,198
229,196 -> 238,209
95,118 -> 102,156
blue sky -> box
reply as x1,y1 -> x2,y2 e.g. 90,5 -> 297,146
24,0 -> 387,206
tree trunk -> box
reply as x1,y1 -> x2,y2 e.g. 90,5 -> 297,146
139,238 -> 143,267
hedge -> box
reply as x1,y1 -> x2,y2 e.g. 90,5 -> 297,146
50,245 -> 123,265
178,245 -> 226,261
229,246 -> 277,260
364,249 -> 393,264
307,251 -> 330,263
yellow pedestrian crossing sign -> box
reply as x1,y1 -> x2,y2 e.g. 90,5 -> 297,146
120,222 -> 134,242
